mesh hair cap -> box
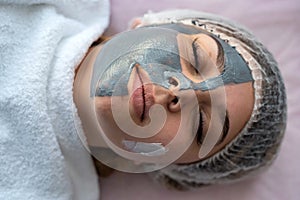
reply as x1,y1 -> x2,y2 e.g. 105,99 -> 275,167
137,10 -> 287,190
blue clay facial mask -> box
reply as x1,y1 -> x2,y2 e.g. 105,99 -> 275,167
91,23 -> 253,97
92,27 -> 182,96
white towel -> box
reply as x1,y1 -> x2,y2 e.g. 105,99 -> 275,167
0,0 -> 109,199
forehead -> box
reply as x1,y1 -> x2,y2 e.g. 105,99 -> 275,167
150,23 -> 211,35
91,25 -> 206,96
97,23 -> 214,62
92,24 -> 213,73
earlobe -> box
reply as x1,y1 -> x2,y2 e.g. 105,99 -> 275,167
129,18 -> 143,29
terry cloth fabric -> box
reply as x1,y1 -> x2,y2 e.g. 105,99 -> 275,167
0,0 -> 109,199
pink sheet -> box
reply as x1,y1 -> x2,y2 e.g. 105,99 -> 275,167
101,0 -> 300,199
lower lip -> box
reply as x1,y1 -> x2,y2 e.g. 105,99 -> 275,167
131,86 -> 144,120
143,86 -> 154,118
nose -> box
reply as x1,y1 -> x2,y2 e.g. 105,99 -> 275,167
168,76 -> 179,88
154,82 -> 181,113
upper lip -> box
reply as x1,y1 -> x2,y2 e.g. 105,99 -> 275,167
129,64 -> 154,123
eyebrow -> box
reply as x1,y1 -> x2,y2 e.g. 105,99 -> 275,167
212,37 -> 225,71
192,37 -> 200,69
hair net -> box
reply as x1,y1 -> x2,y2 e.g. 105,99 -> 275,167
137,10 -> 287,190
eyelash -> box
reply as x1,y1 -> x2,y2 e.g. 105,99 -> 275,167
197,111 -> 205,145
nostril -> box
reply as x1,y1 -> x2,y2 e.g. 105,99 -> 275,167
171,96 -> 179,104
168,77 -> 179,87
169,95 -> 180,113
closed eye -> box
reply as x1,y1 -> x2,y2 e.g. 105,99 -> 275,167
196,111 -> 205,144
196,110 -> 230,146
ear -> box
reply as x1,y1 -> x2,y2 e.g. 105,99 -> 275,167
128,17 -> 143,29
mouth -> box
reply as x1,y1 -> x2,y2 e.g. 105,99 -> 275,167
129,64 -> 154,123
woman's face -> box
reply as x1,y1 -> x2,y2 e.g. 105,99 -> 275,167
93,26 -> 254,164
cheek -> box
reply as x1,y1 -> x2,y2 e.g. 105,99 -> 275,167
175,140 -> 201,163
94,97 -> 182,144
142,112 -> 182,145
95,96 -> 113,115
225,83 -> 254,126
224,83 -> 254,142
94,97 -> 121,144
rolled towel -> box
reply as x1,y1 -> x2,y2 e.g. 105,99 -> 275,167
0,0 -> 109,199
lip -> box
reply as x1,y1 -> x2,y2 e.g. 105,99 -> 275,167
129,64 -> 154,123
